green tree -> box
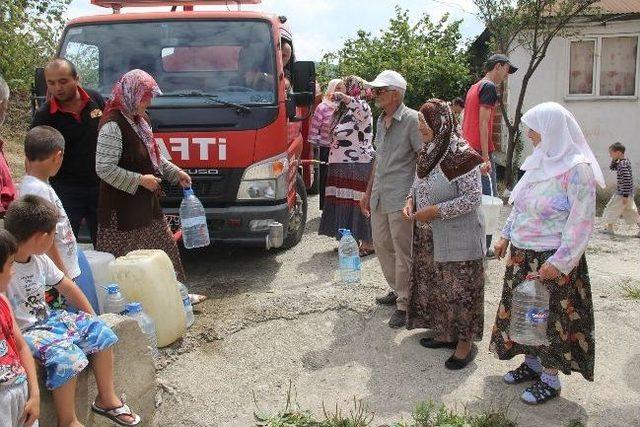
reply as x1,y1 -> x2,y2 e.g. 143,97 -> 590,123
318,7 -> 472,110
473,0 -> 600,188
0,0 -> 71,89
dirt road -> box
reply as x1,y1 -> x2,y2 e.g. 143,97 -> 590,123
154,195 -> 640,427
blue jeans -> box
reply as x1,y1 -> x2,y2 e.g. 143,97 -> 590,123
481,155 -> 497,251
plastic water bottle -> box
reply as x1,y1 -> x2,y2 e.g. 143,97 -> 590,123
179,187 -> 210,249
338,229 -> 361,284
103,284 -> 127,315
125,302 -> 159,358
509,277 -> 551,346
177,282 -> 194,328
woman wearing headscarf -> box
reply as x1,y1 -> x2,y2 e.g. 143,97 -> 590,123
95,69 -> 191,281
318,76 -> 375,255
489,102 -> 605,405
402,99 -> 484,370
309,79 -> 345,210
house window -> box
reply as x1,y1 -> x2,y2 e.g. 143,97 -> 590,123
569,40 -> 595,95
568,36 -> 639,98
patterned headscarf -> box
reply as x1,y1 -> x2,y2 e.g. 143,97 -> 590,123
103,69 -> 163,173
417,99 -> 482,181
332,75 -> 369,130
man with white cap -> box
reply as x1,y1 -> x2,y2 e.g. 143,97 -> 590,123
361,70 -> 422,328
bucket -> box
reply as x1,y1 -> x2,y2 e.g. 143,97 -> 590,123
481,175 -> 503,234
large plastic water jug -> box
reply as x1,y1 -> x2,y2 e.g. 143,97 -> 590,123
83,249 -> 116,313
481,175 -> 502,235
177,281 -> 194,328
509,277 -> 551,346
75,249 -> 101,314
338,229 -> 361,284
125,302 -> 159,358
109,250 -> 186,347
179,187 -> 210,249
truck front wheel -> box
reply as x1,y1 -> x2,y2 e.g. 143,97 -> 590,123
282,175 -> 307,249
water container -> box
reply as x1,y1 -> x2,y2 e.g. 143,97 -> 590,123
481,175 -> 502,235
103,284 -> 128,315
179,188 -> 210,249
83,250 -> 116,313
338,229 -> 361,284
74,249 -> 101,314
509,277 -> 551,346
125,302 -> 159,358
177,282 -> 194,328
109,250 -> 186,347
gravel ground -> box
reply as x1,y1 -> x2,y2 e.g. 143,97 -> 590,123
154,195 -> 640,427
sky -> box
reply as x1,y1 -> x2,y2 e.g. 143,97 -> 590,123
66,0 -> 485,61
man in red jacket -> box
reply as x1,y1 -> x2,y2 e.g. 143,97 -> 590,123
0,73 -> 17,217
463,54 -> 517,257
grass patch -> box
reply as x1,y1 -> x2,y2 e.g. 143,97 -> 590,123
254,381 -> 517,427
621,281 -> 640,300
565,420 -> 585,427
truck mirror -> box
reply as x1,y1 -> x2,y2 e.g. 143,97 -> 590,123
31,67 -> 47,116
292,61 -> 315,95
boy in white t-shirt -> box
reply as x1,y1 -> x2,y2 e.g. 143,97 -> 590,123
19,126 -> 80,310
4,196 -> 140,426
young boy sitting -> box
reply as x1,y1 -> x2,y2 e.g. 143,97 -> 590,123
602,142 -> 640,237
0,229 -> 40,427
4,195 -> 140,427
19,126 -> 80,310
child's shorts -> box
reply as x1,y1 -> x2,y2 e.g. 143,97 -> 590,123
23,310 -> 118,390
602,194 -> 640,225
0,381 -> 39,427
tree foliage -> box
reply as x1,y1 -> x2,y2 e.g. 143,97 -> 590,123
473,0 -> 600,188
317,7 -> 472,110
0,0 -> 71,89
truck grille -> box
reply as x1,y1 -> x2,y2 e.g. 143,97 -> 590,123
160,168 -> 245,206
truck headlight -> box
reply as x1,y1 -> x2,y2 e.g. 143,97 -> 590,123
237,153 -> 289,200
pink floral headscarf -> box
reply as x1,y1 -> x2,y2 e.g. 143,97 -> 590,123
104,69 -> 163,173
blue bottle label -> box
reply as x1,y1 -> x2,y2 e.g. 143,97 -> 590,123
525,308 -> 549,325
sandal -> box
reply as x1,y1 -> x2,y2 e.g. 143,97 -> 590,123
521,380 -> 561,405
419,337 -> 457,349
359,248 -> 375,257
189,293 -> 207,305
503,362 -> 541,384
92,396 -> 141,426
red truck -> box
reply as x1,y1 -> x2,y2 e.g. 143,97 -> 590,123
34,0 -> 316,249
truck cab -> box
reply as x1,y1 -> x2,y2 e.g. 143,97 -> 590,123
37,0 -> 316,249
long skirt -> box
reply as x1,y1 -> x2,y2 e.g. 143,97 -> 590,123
318,162 -> 372,242
406,224 -> 485,341
96,212 -> 186,282
489,246 -> 595,381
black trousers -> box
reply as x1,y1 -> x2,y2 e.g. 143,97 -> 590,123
51,182 -> 99,244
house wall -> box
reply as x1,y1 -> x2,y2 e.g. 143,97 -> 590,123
505,19 -> 640,192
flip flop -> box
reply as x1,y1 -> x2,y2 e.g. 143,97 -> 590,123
91,397 -> 141,426
359,248 -> 375,257
189,293 -> 207,305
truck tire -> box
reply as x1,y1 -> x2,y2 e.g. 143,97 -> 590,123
282,175 -> 308,249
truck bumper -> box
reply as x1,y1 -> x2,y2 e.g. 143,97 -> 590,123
164,202 -> 289,249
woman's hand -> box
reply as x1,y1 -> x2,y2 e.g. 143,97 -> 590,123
140,174 -> 161,192
539,262 -> 561,281
21,396 -> 39,426
494,237 -> 510,259
402,197 -> 414,221
413,205 -> 438,222
178,170 -> 192,188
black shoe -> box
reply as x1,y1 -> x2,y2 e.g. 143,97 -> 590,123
485,249 -> 496,259
419,338 -> 457,349
376,291 -> 398,306
388,310 -> 406,328
444,344 -> 477,370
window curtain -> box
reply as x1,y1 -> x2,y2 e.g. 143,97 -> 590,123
600,36 -> 638,96
569,40 -> 595,95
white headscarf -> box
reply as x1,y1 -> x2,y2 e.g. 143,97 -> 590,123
323,78 -> 343,101
509,102 -> 605,204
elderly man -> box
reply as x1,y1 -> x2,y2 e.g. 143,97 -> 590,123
31,58 -> 105,243
0,73 -> 16,216
361,70 -> 422,328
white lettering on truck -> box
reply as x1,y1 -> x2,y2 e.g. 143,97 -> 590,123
154,137 -> 228,162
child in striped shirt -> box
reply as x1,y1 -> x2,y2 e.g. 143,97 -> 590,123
602,142 -> 640,237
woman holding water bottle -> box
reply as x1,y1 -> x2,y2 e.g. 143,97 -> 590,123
95,69 -> 191,281
489,102 -> 605,405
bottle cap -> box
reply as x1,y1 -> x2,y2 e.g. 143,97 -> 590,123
105,284 -> 120,294
339,228 -> 351,236
183,187 -> 195,197
125,302 -> 142,314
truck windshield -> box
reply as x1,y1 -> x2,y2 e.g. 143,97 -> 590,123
59,20 -> 277,106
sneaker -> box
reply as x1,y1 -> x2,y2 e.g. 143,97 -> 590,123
376,291 -> 398,306
503,362 -> 542,384
388,310 -> 406,328
599,229 -> 614,236
521,380 -> 560,405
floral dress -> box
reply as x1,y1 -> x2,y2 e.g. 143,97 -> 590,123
489,163 -> 596,380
